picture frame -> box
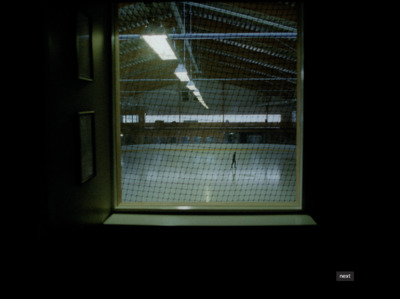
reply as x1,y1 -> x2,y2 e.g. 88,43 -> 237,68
79,111 -> 96,183
76,10 -> 94,81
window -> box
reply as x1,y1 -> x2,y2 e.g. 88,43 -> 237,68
113,2 -> 303,212
267,114 -> 281,123
121,114 -> 138,123
292,110 -> 297,123
144,114 -> 268,123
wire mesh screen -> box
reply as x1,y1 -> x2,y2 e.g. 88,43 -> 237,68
118,2 -> 300,208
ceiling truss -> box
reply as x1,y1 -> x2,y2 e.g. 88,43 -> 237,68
118,1 -> 298,107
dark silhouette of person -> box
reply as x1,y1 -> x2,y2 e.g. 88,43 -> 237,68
231,152 -> 236,169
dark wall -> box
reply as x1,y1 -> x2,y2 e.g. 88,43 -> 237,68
44,3 -> 113,229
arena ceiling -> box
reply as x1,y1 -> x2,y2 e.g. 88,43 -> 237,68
118,2 -> 299,114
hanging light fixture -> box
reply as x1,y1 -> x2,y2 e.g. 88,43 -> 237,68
186,85 -> 209,109
142,21 -> 177,60
186,80 -> 196,91
195,95 -> 209,109
142,35 -> 177,60
174,64 -> 190,82
193,88 -> 201,97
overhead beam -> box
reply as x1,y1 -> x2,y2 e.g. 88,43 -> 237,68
119,32 -> 297,40
196,45 -> 296,75
185,2 -> 297,33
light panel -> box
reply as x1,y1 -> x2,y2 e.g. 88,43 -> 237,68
195,95 -> 209,109
186,81 -> 196,91
142,35 -> 177,60
174,64 -> 190,82
193,89 -> 201,97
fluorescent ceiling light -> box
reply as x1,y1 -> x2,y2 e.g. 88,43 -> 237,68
186,81 -> 196,91
193,89 -> 201,97
142,35 -> 177,60
174,64 -> 190,82
195,95 -> 209,109
190,86 -> 208,109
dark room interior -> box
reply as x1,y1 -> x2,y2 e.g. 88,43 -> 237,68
42,1 -> 365,285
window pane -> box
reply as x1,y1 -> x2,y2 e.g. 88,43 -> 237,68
117,2 -> 301,210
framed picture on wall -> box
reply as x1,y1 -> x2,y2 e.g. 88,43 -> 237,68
79,111 -> 96,183
76,10 -> 94,81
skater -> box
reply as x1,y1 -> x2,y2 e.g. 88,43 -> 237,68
231,152 -> 236,169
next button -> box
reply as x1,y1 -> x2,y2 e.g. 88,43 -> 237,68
336,271 -> 354,281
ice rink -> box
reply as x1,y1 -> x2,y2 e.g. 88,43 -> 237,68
121,144 -> 298,206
